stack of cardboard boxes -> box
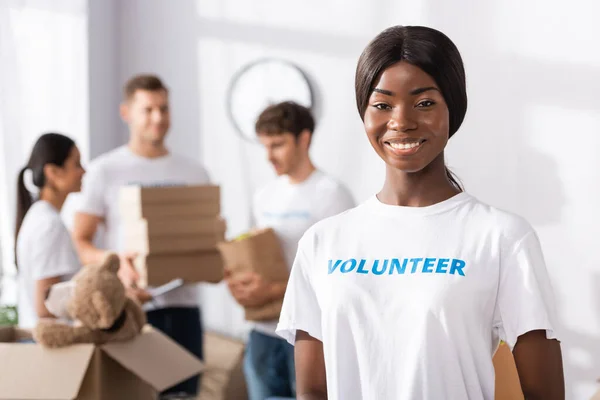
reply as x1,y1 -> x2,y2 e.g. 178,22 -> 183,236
119,185 -> 225,287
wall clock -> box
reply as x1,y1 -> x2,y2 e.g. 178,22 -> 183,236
227,58 -> 315,142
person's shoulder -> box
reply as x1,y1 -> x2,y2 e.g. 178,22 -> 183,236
314,171 -> 354,201
88,146 -> 129,168
300,203 -> 363,245
85,146 -> 131,179
465,194 -> 535,242
253,176 -> 286,202
19,201 -> 62,239
314,170 -> 349,192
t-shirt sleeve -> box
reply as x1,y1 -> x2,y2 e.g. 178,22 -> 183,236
31,223 -> 81,280
494,230 -> 558,350
276,236 -> 322,345
317,185 -> 356,220
76,164 -> 107,217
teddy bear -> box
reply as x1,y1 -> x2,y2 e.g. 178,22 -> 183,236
33,253 -> 147,348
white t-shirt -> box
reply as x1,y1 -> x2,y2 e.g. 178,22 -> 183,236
76,146 -> 210,310
252,169 -> 355,336
276,192 -> 558,400
17,201 -> 81,329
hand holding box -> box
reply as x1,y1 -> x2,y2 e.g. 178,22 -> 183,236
217,228 -> 289,321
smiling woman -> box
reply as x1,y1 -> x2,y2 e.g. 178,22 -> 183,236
275,25 -> 564,400
356,27 -> 466,194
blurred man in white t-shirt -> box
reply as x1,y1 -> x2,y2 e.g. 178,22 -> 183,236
72,75 -> 209,398
226,101 -> 355,400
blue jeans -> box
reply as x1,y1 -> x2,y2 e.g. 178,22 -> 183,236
147,307 -> 203,396
244,329 -> 296,400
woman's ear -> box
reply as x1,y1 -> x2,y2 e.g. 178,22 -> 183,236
42,163 -> 60,186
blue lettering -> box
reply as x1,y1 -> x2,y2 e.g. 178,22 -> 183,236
450,259 -> 466,276
422,258 -> 436,273
327,257 -> 466,277
435,259 -> 449,274
389,258 -> 407,275
410,258 -> 423,274
341,259 -> 357,273
372,259 -> 388,275
328,259 -> 342,274
357,259 -> 369,274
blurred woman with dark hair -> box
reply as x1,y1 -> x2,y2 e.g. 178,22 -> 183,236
15,133 -> 85,329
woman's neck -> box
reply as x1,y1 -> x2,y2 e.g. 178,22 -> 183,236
378,155 -> 461,207
39,187 -> 68,211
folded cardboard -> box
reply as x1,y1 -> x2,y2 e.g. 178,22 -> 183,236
493,342 -> 524,400
0,325 -> 204,400
198,332 -> 247,400
134,251 -> 224,287
120,184 -> 220,206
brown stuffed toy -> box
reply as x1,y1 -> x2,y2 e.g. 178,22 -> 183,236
33,253 -> 146,348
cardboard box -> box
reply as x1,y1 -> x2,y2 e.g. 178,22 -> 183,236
217,228 -> 289,322
119,185 -> 221,220
124,217 -> 226,238
120,185 -> 220,206
0,326 -> 31,342
0,325 -> 204,400
198,332 -> 247,400
134,251 -> 224,287
125,229 -> 226,255
493,342 -> 524,400
123,202 -> 221,220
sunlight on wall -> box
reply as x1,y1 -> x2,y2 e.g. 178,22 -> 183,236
0,1 -> 88,304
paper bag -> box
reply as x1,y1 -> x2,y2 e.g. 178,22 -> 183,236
216,228 -> 288,281
244,299 -> 285,322
217,228 -> 289,321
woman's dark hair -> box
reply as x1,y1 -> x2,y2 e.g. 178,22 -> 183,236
355,25 -> 467,190
15,133 -> 75,268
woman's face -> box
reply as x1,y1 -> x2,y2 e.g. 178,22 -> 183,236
363,62 -> 450,173
50,146 -> 86,194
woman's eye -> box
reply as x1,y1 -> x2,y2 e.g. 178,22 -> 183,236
373,103 -> 391,110
416,100 -> 435,108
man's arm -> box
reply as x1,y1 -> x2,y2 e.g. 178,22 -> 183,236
513,330 -> 564,399
296,330 -> 328,400
72,211 -> 148,301
71,212 -> 107,265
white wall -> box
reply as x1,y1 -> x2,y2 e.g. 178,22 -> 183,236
0,0 -> 89,302
88,0 -> 122,157
110,0 -> 600,398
